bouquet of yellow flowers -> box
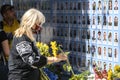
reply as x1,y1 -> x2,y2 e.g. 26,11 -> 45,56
113,65 -> 120,79
36,41 -> 90,80
36,41 -> 69,80
36,41 -> 60,57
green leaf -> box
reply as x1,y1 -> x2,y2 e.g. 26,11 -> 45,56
64,52 -> 70,55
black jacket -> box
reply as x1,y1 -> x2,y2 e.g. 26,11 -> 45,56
8,34 -> 47,80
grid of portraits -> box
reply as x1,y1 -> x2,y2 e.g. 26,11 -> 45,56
9,0 -> 120,73
51,0 -> 119,72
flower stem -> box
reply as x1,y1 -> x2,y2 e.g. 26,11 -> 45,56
58,47 -> 75,75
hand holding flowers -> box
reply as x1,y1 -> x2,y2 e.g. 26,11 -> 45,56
36,41 -> 67,64
36,41 -> 90,80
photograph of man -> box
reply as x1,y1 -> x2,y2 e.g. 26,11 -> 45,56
98,0 -> 102,10
78,2 -> 81,10
103,1 -> 107,13
87,30 -> 90,39
87,45 -> 90,54
114,48 -> 118,61
92,30 -> 96,42
73,2 -> 77,10
65,2 -> 68,10
98,31 -> 101,41
87,60 -> 90,68
103,32 -> 107,41
92,16 -> 96,26
91,45 -> 96,57
103,47 -> 107,59
82,30 -> 86,40
114,32 -> 118,42
108,0 -> 112,10
92,1 -> 96,13
108,32 -> 112,42
98,46 -> 102,59
70,2 -> 73,10
108,16 -> 112,27
103,15 -> 107,25
114,0 -> 118,10
108,48 -> 112,58
114,16 -> 118,26
98,16 -> 102,25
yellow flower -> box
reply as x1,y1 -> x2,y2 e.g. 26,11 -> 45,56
107,69 -> 113,80
36,41 -> 60,57
36,42 -> 40,48
50,41 -> 58,57
36,42 -> 50,56
114,65 -> 120,72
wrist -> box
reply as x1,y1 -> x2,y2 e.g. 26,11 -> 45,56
52,57 -> 55,62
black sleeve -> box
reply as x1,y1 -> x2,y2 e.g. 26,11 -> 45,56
16,41 -> 47,68
0,30 -> 7,43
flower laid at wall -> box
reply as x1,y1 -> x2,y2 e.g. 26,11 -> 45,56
93,64 -> 120,80
36,41 -> 90,80
36,41 -> 60,57
113,65 -> 120,79
36,42 -> 50,56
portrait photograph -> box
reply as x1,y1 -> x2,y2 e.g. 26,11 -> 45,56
114,32 -> 118,46
91,45 -> 96,57
97,46 -> 102,59
92,1 -> 96,14
87,44 -> 91,54
87,30 -> 90,40
82,15 -> 86,27
97,0 -> 102,14
103,1 -> 107,14
103,31 -> 107,44
87,59 -> 91,68
86,1 -> 91,13
103,15 -> 107,27
108,0 -> 113,13
87,16 -> 90,27
114,48 -> 118,62
97,15 -> 102,29
108,47 -> 112,61
108,31 -> 112,45
77,57 -> 81,68
82,44 -> 86,55
73,2 -> 77,10
92,15 -> 96,28
114,16 -> 118,29
82,29 -> 86,41
82,1 -> 86,14
78,15 -> 81,25
92,30 -> 96,42
97,31 -> 102,43
108,16 -> 112,29
114,0 -> 118,13
103,47 -> 107,60
78,2 -> 81,10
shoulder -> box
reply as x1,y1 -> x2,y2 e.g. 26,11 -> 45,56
13,34 -> 32,44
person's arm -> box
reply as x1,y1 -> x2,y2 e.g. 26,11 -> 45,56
47,57 -> 62,64
15,41 -> 47,68
47,54 -> 67,64
16,41 -> 67,68
1,40 -> 9,57
0,30 -> 10,57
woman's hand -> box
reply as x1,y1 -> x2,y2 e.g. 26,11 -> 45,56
47,54 -> 67,64
57,53 -> 67,61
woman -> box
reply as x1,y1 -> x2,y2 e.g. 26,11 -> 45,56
8,8 -> 67,80
0,29 -> 10,80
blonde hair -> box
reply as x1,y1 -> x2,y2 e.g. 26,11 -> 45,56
14,8 -> 45,41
